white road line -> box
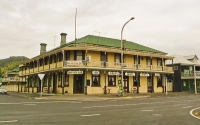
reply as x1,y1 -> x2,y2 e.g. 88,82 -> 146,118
0,103 -> 21,105
70,101 -> 82,103
190,107 -> 200,120
81,114 -> 100,117
23,104 -> 37,106
0,120 -> 18,123
183,106 -> 193,108
142,110 -> 154,112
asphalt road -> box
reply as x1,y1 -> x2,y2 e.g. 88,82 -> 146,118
0,94 -> 200,125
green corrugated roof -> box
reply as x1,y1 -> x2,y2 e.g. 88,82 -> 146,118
73,35 -> 166,54
45,35 -> 166,55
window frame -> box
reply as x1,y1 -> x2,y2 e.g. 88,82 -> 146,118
91,74 -> 100,87
108,75 -> 116,86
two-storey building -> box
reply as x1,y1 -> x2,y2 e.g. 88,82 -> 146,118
166,55 -> 200,92
19,33 -> 173,94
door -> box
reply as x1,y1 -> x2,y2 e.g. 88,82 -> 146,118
147,75 -> 153,93
123,76 -> 129,93
74,74 -> 84,93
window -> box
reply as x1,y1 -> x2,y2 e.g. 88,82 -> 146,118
133,76 -> 140,86
44,57 -> 48,65
58,53 -> 62,62
92,74 -> 100,86
39,59 -> 43,66
157,58 -> 162,66
64,73 -> 69,87
76,50 -> 83,60
134,55 -> 140,64
66,51 -> 70,61
146,57 -> 151,65
173,66 -> 178,70
43,76 -> 47,87
147,75 -> 152,86
50,56 -> 52,64
58,73 -> 62,87
108,75 -> 116,86
157,76 -> 162,87
48,75 -> 51,87
114,53 -> 121,65
101,52 -> 107,66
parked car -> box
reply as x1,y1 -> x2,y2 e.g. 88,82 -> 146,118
0,88 -> 7,94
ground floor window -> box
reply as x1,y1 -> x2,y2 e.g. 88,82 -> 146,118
133,76 -> 140,86
58,73 -> 62,87
64,73 -> 69,87
43,76 -> 47,87
147,75 -> 152,86
108,75 -> 116,86
182,79 -> 194,91
92,74 -> 100,86
157,76 -> 162,87
48,75 -> 51,87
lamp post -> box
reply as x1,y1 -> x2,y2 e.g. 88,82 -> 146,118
121,17 -> 134,96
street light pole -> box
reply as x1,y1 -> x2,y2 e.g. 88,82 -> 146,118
121,17 -> 134,96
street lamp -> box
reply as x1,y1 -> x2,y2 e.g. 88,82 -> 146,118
121,17 -> 134,96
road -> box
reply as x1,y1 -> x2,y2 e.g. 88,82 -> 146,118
0,93 -> 200,125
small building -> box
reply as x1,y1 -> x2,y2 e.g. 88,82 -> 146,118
166,55 -> 200,92
1,67 -> 23,91
19,33 -> 174,94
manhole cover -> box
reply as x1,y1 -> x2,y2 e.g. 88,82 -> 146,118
152,114 -> 163,116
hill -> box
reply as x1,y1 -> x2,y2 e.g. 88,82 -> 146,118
0,56 -> 29,77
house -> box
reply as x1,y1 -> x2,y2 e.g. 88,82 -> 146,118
166,55 -> 200,92
19,33 -> 174,94
1,67 -> 23,91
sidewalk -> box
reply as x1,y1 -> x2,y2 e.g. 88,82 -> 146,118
8,91 -> 200,101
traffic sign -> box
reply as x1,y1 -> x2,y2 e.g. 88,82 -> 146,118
38,74 -> 45,80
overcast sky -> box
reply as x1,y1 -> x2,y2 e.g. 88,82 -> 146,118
0,0 -> 200,59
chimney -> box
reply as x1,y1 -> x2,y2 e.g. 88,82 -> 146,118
40,43 -> 47,55
60,33 -> 67,46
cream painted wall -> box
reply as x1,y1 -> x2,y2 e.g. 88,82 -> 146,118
139,76 -> 147,93
152,57 -> 157,65
125,55 -> 133,63
140,56 -> 146,65
87,51 -> 100,61
108,53 -> 114,62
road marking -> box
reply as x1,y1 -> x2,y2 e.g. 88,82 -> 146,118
0,103 -> 21,105
81,114 -> 100,117
23,104 -> 37,106
70,101 -> 82,103
190,107 -> 200,120
183,106 -> 192,108
142,110 -> 154,112
0,120 -> 18,123
108,100 -> 117,102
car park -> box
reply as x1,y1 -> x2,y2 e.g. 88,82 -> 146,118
0,88 -> 7,94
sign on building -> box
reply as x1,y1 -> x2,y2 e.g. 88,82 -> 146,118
92,71 -> 100,75
65,61 -> 83,66
155,73 -> 160,76
125,72 -> 135,76
108,72 -> 120,75
67,71 -> 83,74
140,73 -> 149,76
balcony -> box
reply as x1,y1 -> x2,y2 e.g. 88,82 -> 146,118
2,77 -> 19,82
19,61 -> 173,75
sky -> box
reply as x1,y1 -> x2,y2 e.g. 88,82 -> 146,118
0,0 -> 200,59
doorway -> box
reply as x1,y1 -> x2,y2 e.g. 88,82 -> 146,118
123,76 -> 129,93
74,74 -> 84,93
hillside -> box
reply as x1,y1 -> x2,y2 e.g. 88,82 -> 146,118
0,56 -> 29,77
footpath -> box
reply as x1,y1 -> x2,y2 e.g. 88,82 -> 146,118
8,91 -> 200,101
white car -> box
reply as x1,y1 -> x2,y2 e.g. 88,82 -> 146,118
0,88 -> 7,94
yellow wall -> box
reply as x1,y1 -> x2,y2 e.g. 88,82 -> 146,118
87,51 -> 100,61
125,55 -> 133,63
108,53 -> 114,62
140,56 -> 146,65
139,76 -> 147,93
152,57 -> 157,66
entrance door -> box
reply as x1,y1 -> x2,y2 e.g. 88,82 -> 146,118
123,76 -> 129,93
74,74 -> 84,93
147,75 -> 153,93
